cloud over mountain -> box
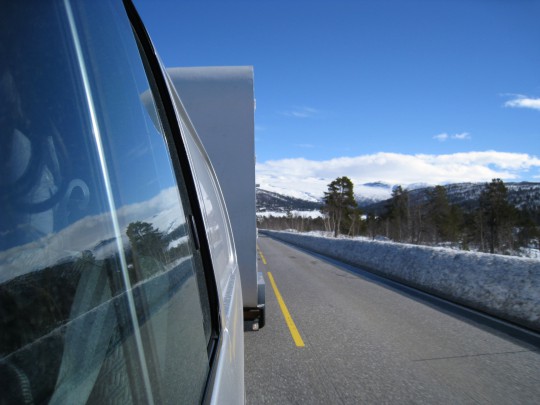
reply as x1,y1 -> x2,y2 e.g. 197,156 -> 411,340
256,151 -> 540,198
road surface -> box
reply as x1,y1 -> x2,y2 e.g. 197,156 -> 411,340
244,234 -> 540,404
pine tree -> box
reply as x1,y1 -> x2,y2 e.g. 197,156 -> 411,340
427,185 -> 451,243
388,185 -> 409,242
322,176 -> 358,237
478,179 -> 514,253
126,221 -> 166,260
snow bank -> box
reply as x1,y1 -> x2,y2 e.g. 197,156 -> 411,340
261,230 -> 540,332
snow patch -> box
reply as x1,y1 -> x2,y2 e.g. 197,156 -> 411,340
256,210 -> 322,219
257,182 -> 321,202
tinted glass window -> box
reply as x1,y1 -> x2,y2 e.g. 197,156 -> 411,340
180,121 -> 236,290
0,1 -> 212,403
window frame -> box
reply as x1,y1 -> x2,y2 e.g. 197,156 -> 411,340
122,0 -> 222,370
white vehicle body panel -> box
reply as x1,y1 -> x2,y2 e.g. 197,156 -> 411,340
167,67 -> 258,310
162,70 -> 246,403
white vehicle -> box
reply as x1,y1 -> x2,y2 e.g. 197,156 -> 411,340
166,66 -> 265,331
0,1 -> 249,403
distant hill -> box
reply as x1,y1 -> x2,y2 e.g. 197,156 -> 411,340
362,182 -> 540,215
355,182 -> 394,207
256,181 -> 395,214
256,182 -> 540,217
256,188 -> 321,214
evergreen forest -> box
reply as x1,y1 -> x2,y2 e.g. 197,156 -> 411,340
257,178 -> 540,256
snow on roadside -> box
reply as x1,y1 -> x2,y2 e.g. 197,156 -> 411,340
261,229 -> 540,332
520,247 -> 540,260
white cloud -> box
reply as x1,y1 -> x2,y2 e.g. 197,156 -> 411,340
281,106 -> 320,118
433,132 -> 470,141
256,151 -> 540,198
453,132 -> 470,140
504,95 -> 540,111
433,133 -> 448,141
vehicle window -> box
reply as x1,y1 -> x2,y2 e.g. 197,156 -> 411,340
0,1 -> 213,404
180,120 -> 236,292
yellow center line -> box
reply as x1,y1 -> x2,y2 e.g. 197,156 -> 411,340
257,245 -> 267,265
267,271 -> 305,347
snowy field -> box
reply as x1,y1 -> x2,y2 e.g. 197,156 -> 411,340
256,210 -> 321,218
261,230 -> 540,332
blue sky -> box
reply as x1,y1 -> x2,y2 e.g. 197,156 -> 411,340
134,0 -> 540,195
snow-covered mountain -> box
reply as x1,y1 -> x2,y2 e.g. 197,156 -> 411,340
256,188 -> 321,215
256,183 -> 320,203
256,181 -> 395,215
257,181 -> 396,210
355,182 -> 394,206
256,181 -> 540,215
363,182 -> 540,214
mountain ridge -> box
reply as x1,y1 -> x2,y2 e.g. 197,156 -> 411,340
256,181 -> 540,215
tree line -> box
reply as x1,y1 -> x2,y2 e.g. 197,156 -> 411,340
257,177 -> 540,255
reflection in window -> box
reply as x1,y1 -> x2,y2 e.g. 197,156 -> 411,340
1,1 -> 212,404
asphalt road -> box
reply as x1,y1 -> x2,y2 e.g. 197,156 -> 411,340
244,235 -> 540,404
